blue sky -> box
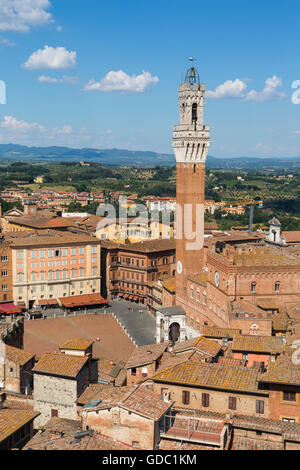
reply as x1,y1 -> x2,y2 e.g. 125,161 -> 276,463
0,0 -> 300,157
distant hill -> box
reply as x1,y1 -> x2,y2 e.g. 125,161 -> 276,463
0,144 -> 300,169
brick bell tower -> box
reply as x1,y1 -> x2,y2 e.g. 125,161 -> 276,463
173,61 -> 211,305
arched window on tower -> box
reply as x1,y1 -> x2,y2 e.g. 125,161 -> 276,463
251,282 -> 256,294
275,282 -> 280,292
192,103 -> 197,124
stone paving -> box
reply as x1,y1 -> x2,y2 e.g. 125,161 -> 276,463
24,313 -> 135,361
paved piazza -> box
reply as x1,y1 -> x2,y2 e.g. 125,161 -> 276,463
24,314 -> 135,361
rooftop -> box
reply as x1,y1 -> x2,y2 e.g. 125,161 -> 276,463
0,409 -> 39,443
59,337 -> 94,351
173,336 -> 222,357
232,335 -> 284,354
33,353 -> 89,378
260,356 -> 300,386
126,342 -> 168,369
5,230 -> 98,247
153,362 -> 266,394
5,345 -> 35,366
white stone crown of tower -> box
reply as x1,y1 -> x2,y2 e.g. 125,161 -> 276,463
172,66 -> 211,163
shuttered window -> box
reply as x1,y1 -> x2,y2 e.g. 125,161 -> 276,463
228,397 -> 237,410
182,391 -> 190,405
256,400 -> 264,414
202,393 -> 210,407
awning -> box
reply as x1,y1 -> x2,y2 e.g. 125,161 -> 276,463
59,293 -> 109,309
123,294 -> 129,299
0,303 -> 23,315
129,295 -> 134,300
118,293 -> 124,298
133,296 -> 139,301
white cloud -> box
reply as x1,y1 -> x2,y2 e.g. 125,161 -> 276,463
0,37 -> 16,47
0,115 -> 44,132
207,75 -> 285,102
23,45 -> 76,70
293,130 -> 300,134
38,74 -> 79,84
0,0 -> 53,32
52,125 -> 73,135
84,70 -> 159,94
254,143 -> 271,152
245,75 -> 285,102
206,79 -> 247,99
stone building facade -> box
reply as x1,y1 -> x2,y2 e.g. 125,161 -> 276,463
5,230 -> 101,309
33,352 -> 91,427
101,239 -> 175,305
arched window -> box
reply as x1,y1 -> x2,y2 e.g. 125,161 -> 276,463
251,282 -> 256,293
275,282 -> 280,292
192,103 -> 197,123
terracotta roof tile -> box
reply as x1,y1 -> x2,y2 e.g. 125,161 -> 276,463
126,342 -> 168,369
33,353 -> 89,378
173,336 -> 222,357
5,345 -> 35,366
203,326 -> 241,339
0,409 -> 39,443
59,337 -> 94,351
260,356 -> 300,386
232,335 -> 284,354
153,362 -> 267,394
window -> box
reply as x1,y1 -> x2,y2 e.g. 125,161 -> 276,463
79,268 -> 84,277
1,270 -> 8,277
229,397 -> 237,410
182,390 -> 190,405
283,391 -> 296,402
51,409 -> 58,418
48,250 -> 53,258
92,257 -> 97,263
251,282 -> 256,294
62,249 -> 67,257
92,247 -> 97,254
79,247 -> 84,255
282,418 -> 296,423
131,368 -> 137,376
202,393 -> 210,408
71,259 -> 76,265
242,353 -> 248,361
1,256 -> 7,262
48,261 -> 53,267
2,285 -> 8,292
31,273 -> 37,281
31,251 -> 36,259
62,260 -> 67,266
275,282 -> 280,292
256,400 -> 264,414
55,260 -> 60,267
17,273 -> 23,282
71,269 -> 76,278
71,249 -> 76,256
142,367 -> 148,378
62,270 -> 67,280
40,262 -> 45,268
31,263 -> 36,269
79,258 -> 84,264
17,251 -> 23,260
40,250 -> 45,258
55,271 -> 60,280
49,272 -> 53,281
92,267 -> 97,276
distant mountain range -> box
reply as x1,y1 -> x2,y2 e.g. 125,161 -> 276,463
0,143 -> 300,169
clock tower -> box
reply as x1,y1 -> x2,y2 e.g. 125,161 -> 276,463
173,62 -> 211,307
